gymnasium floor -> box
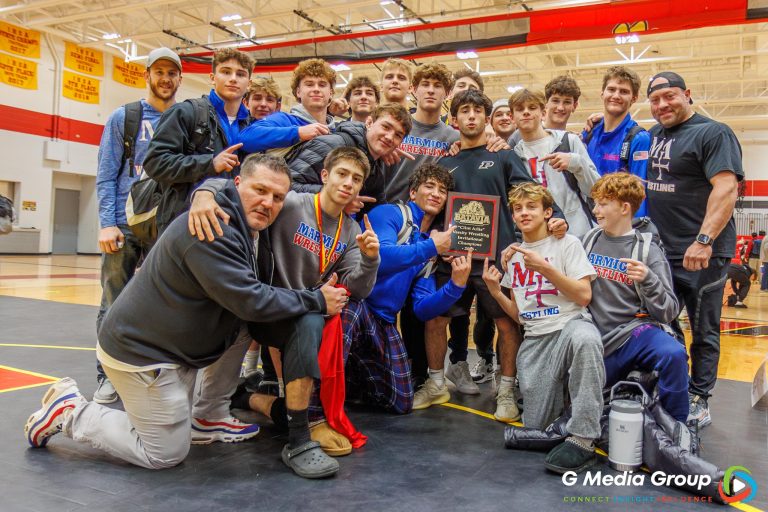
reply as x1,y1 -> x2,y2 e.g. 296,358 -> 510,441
0,255 -> 766,512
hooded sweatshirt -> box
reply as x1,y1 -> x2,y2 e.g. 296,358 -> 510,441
513,130 -> 600,238
98,180 -> 326,369
585,230 -> 679,356
364,201 -> 464,323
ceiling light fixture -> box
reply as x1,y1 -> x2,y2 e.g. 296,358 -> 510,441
331,63 -> 351,71
102,33 -> 120,40
221,14 -> 242,22
457,51 -> 478,60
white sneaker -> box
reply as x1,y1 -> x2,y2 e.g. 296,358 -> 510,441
191,416 -> 260,445
470,359 -> 495,383
494,386 -> 521,422
412,377 -> 451,410
25,377 -> 86,447
93,377 -> 118,404
445,361 -> 481,395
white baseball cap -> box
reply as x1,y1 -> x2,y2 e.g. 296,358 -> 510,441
147,47 -> 182,71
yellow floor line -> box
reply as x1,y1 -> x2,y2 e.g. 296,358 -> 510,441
439,402 -> 762,510
0,343 -> 95,351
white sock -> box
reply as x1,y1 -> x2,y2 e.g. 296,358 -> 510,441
244,350 -> 260,371
428,368 -> 445,388
499,375 -> 516,390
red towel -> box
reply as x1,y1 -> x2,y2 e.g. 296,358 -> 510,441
318,313 -> 367,448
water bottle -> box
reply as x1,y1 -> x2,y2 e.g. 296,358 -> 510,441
608,381 -> 648,472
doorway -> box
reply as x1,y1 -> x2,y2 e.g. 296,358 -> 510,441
52,188 -> 79,254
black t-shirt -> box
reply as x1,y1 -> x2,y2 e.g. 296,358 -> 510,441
647,113 -> 743,259
440,146 -> 549,275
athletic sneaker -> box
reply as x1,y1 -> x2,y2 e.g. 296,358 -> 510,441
412,377 -> 451,410
734,301 -> 748,308
25,377 -> 86,448
93,377 -> 118,404
470,359 -> 495,383
687,394 -> 712,428
445,361 -> 480,395
494,386 -> 521,422
191,416 -> 260,444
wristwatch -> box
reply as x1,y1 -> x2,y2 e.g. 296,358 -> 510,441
695,233 -> 714,246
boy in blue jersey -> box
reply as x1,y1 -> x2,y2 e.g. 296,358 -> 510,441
94,47 -> 182,404
583,66 -> 651,216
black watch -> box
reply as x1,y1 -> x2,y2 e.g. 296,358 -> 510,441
695,233 -> 713,246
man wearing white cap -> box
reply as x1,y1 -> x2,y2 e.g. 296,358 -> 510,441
93,47 -> 183,404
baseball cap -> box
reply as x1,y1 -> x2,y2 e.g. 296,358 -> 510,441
647,71 -> 692,104
147,47 -> 182,71
491,99 -> 509,117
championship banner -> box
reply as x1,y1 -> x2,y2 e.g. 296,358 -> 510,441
62,70 -> 100,104
112,56 -> 146,88
0,21 -> 40,58
64,41 -> 104,76
0,53 -> 37,90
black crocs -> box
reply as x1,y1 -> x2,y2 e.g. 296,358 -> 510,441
282,441 -> 340,479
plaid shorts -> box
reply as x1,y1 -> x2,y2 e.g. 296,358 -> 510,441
309,300 -> 413,421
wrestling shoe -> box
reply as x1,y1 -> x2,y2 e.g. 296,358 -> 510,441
470,359 -> 495,383
93,377 -> 118,404
25,377 -> 86,448
412,377 -> 451,410
494,386 -> 521,422
446,361 -> 480,395
191,416 -> 260,444
687,394 -> 712,428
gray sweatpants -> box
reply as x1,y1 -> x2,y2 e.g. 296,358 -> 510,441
66,330 -> 250,470
517,316 -> 605,439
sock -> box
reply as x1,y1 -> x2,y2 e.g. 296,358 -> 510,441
428,368 -> 445,388
499,375 -> 516,390
269,397 -> 288,432
287,408 -> 310,448
567,435 -> 595,451
230,383 -> 252,411
244,350 -> 260,372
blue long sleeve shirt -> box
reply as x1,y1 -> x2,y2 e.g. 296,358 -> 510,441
238,111 -> 310,153
96,100 -> 162,228
364,201 -> 464,323
584,113 -> 651,217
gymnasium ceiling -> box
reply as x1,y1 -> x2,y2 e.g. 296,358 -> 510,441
2,0 -> 768,130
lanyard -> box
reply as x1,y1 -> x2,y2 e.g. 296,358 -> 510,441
314,193 -> 344,275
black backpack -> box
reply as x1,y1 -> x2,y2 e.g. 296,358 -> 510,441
553,132 -> 597,226
0,194 -> 14,235
124,97 -> 212,244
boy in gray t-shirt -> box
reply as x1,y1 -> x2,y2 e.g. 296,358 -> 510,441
585,173 -> 688,422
